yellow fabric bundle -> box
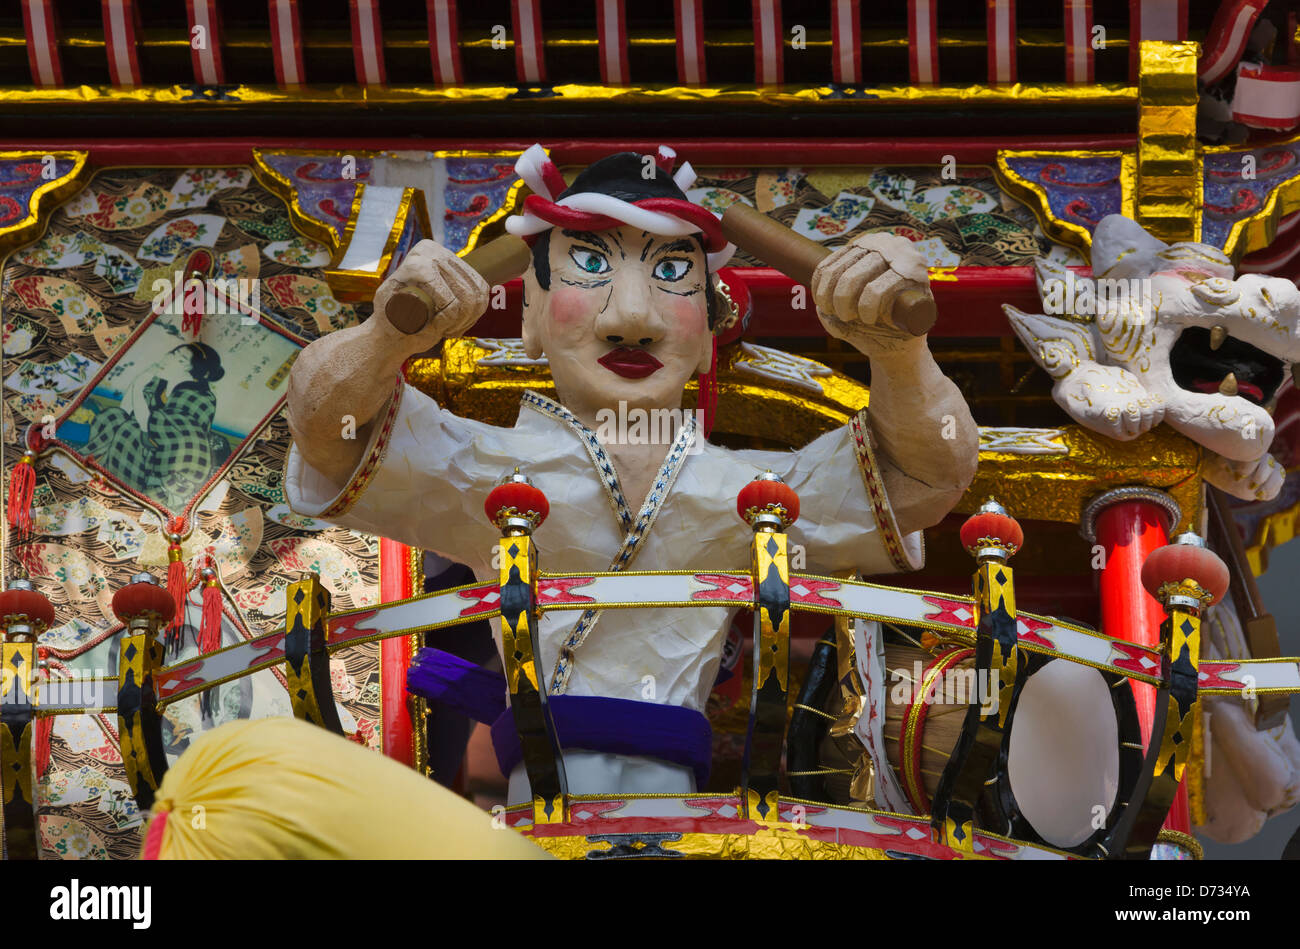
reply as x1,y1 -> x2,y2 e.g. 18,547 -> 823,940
140,716 -> 549,860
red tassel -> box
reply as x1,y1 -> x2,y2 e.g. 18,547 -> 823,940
181,271 -> 203,337
199,562 -> 222,654
35,642 -> 52,776
7,450 -> 37,540
34,714 -> 52,779
165,537 -> 187,653
698,337 -> 719,439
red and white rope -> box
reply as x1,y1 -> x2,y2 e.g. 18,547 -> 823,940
674,0 -> 707,85
597,0 -> 630,85
1129,0 -> 1188,82
505,143 -> 733,270
186,0 -> 225,85
427,0 -> 462,85
350,0 -> 387,86
269,0 -> 306,86
831,0 -> 861,85
1199,0 -> 1267,86
987,0 -> 1016,85
909,0 -> 940,85
1063,0 -> 1094,84
512,0 -> 546,84
752,0 -> 783,86
20,0 -> 62,88
102,0 -> 142,88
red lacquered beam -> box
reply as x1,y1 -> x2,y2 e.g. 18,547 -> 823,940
379,538 -> 415,766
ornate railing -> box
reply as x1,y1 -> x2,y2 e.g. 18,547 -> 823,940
4,468 -> 1297,861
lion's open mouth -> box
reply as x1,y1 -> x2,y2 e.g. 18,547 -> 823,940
1170,327 -> 1286,407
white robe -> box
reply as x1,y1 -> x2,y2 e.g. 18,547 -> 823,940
286,382 -> 923,798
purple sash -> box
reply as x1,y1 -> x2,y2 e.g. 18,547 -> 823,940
408,648 -> 712,786
491,695 -> 713,789
407,647 -> 507,726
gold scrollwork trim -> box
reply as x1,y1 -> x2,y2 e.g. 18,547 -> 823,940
328,179 -> 369,271
0,83 -> 1139,111
0,151 -> 91,256
327,186 -> 432,300
250,147 -> 349,252
994,149 -> 1135,259
525,829 -> 892,860
1242,469 -> 1300,576
1205,134 -> 1300,263
462,178 -> 527,255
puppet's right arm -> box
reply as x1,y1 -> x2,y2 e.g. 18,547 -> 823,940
286,240 -> 489,487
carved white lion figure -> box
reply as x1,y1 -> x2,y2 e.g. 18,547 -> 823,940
1008,214 -> 1300,846
1006,214 -> 1299,502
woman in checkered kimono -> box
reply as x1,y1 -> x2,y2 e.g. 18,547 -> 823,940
85,342 -> 226,510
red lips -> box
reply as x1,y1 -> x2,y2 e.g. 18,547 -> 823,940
598,347 -> 663,379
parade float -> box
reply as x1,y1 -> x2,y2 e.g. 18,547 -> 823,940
1,1 -> 1300,861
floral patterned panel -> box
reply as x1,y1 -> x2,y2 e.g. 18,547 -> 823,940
680,165 -> 1085,267
2,167 -> 383,860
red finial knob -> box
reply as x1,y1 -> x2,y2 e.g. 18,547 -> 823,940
0,579 -> 55,638
484,470 -> 549,533
960,498 -> 1023,563
737,471 -> 800,530
112,573 -> 176,626
1140,533 -> 1229,609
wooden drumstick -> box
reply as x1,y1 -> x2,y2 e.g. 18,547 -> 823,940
720,203 -> 937,337
383,234 -> 534,335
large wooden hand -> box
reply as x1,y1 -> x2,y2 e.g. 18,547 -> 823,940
811,232 -> 935,357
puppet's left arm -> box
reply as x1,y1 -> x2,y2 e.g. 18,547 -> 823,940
812,233 -> 979,535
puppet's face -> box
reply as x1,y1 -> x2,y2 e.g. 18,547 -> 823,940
521,225 -> 713,422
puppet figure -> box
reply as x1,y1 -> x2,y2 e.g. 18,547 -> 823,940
283,146 -> 979,800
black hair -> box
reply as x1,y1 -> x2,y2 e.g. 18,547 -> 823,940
170,342 -> 225,384
528,151 -> 720,328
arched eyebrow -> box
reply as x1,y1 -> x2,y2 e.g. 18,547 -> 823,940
643,237 -> 697,261
562,229 -> 617,257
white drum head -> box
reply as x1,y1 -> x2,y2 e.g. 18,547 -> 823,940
1007,659 -> 1120,848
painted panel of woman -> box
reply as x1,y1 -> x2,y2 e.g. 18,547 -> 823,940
85,342 -> 226,511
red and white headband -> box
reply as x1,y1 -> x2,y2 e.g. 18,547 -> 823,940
504,144 -> 736,271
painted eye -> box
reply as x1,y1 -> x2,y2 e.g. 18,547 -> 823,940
569,248 -> 610,275
653,258 -> 691,281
